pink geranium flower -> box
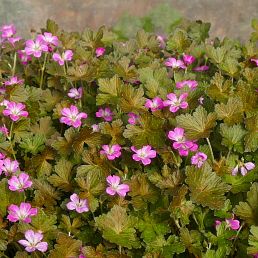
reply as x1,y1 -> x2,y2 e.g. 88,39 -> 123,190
4,76 -> 24,86
193,65 -> 209,72
215,216 -> 240,231
8,36 -> 21,46
131,145 -> 157,165
37,32 -> 59,47
251,58 -> 258,66
100,144 -> 122,160
66,193 -> 89,213
60,105 -> 87,128
191,152 -> 207,168
198,96 -> 204,105
0,158 -> 19,175
68,87 -> 83,99
164,57 -> 186,69
25,38 -> 48,58
157,35 -> 166,49
96,47 -> 106,57
53,50 -> 73,65
163,93 -> 188,113
106,175 -> 130,197
7,202 -> 38,223
18,50 -> 32,65
183,54 -> 195,65
176,80 -> 198,90
8,172 -> 32,192
18,230 -> 48,253
128,112 -> 139,125
232,161 -> 255,176
0,24 -> 16,38
168,127 -> 186,142
0,125 -> 9,136
96,107 -> 113,122
145,97 -> 164,112
0,152 -> 5,159
91,124 -> 100,132
2,101 -> 29,121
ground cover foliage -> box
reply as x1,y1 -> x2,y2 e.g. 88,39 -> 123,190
0,17 -> 258,257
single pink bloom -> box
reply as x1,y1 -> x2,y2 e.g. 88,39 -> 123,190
0,158 -> 19,175
131,145 -> 157,165
215,220 -> 221,227
25,38 -> 48,58
0,99 -> 9,107
1,24 -> 16,38
37,32 -> 59,47
18,230 -> 48,253
2,101 -> 28,121
106,175 -> 130,197
68,87 -> 83,99
91,124 -> 100,132
96,107 -> 113,122
157,35 -> 166,49
145,97 -> 164,112
232,162 -> 255,176
168,127 -> 185,142
0,152 -> 5,159
0,125 -> 8,136
7,202 -> 38,223
18,50 -> 32,65
128,112 -> 139,125
8,172 -> 32,192
100,144 -> 122,160
96,47 -> 106,57
52,50 -> 73,65
4,76 -> 24,86
191,152 -> 207,168
176,80 -> 198,90
251,58 -> 258,66
193,65 -> 209,72
164,57 -> 186,69
7,36 -> 21,46
163,93 -> 188,113
183,54 -> 195,65
253,254 -> 258,258
66,193 -> 89,213
60,105 -> 87,128
177,141 -> 198,156
226,218 -> 240,230
79,254 -> 86,258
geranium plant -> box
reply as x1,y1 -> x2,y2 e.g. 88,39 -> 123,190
0,17 -> 257,257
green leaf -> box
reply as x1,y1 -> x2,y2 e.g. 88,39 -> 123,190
215,97 -> 243,125
234,183 -> 258,225
48,159 -> 73,192
248,226 -> 258,255
176,106 -> 217,140
30,116 -> 56,138
19,133 -> 45,155
220,124 -> 246,153
46,19 -> 59,34
244,114 -> 258,152
95,205 -> 141,249
167,29 -> 191,53
8,85 -> 28,102
186,164 -> 230,209
49,233 -> 82,258
206,45 -> 227,64
123,113 -> 165,148
97,75 -> 123,105
0,179 -> 25,217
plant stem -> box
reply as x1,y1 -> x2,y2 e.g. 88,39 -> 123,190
40,52 -> 48,89
119,245 -> 122,254
12,52 -> 17,76
8,121 -> 16,160
226,148 -> 231,160
206,137 -> 215,163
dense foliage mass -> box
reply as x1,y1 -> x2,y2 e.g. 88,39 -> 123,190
0,18 -> 258,258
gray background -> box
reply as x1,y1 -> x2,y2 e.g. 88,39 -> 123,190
0,0 -> 258,40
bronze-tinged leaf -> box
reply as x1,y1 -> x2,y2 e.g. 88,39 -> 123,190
113,56 -> 137,81
186,163 -> 231,209
215,97 -> 243,125
234,183 -> 258,225
176,106 -> 217,140
244,114 -> 258,152
30,116 -> 56,138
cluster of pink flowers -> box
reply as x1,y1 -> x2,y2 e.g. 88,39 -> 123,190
60,105 -> 87,128
106,175 -> 130,197
232,160 -> 255,176
0,24 -> 21,46
164,54 -> 209,72
168,127 -> 198,157
100,144 -> 122,160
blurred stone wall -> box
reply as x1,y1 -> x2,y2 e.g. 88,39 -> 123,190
0,0 -> 258,40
